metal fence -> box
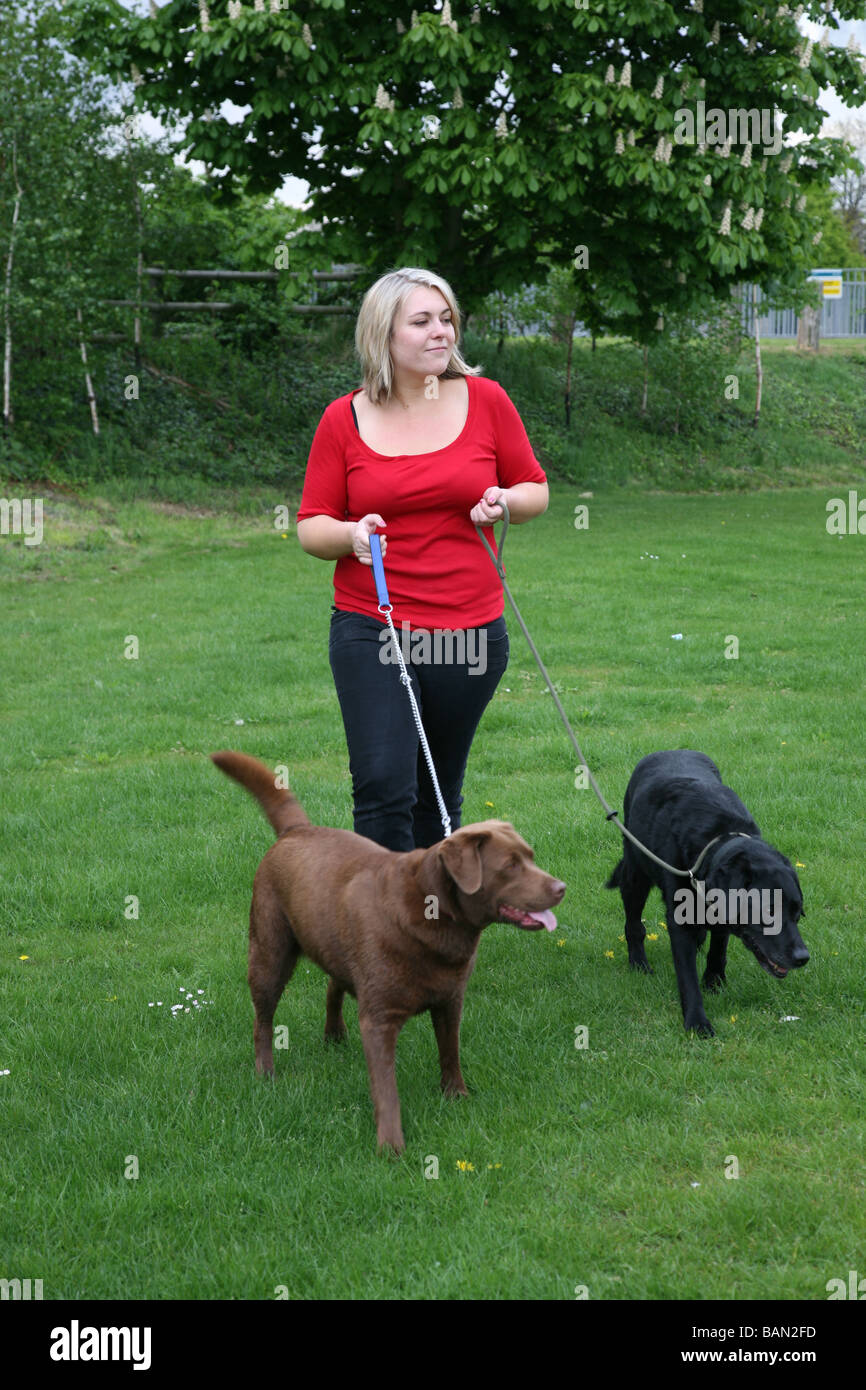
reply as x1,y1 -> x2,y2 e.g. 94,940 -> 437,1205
736,269 -> 866,338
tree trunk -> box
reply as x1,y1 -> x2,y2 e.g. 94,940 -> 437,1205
65,253 -> 99,433
796,303 -> 819,351
75,305 -> 100,434
753,282 -> 762,427
564,310 -> 576,427
124,119 -> 145,378
640,343 -> 648,416
3,134 -> 23,428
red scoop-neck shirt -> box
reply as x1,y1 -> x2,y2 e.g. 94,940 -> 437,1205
296,374 -> 547,629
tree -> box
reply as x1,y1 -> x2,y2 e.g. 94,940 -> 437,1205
65,0 -> 866,340
825,114 -> 866,252
0,2 -> 138,440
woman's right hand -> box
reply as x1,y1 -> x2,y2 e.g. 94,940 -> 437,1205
352,514 -> 387,565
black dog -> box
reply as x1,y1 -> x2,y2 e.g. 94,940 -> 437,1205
606,750 -> 808,1035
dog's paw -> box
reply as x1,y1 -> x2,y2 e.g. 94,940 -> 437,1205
685,1014 -> 716,1038
702,970 -> 726,993
324,1022 -> 348,1043
377,1134 -> 406,1157
628,957 -> 654,975
441,1078 -> 469,1098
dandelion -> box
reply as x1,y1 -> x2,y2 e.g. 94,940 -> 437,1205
456,1159 -> 475,1171
647,932 -> 659,942
795,861 -> 806,868
604,949 -> 615,959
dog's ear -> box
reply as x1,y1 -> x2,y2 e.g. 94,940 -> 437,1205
439,831 -> 487,896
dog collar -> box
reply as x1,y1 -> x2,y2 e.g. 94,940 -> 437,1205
688,831 -> 752,882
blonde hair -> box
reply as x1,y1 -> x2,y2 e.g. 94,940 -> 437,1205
354,266 -> 482,405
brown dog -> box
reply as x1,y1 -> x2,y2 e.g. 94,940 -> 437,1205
211,751 -> 566,1154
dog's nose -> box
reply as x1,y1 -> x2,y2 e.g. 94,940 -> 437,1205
550,879 -> 566,903
791,944 -> 809,968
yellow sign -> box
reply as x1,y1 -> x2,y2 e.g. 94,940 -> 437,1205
821,278 -> 842,299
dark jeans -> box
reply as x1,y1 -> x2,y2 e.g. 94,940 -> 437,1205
328,609 -> 509,851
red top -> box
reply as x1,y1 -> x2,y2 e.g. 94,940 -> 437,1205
296,374 -> 547,628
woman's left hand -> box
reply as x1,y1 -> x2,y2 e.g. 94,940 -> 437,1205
470,487 -> 508,525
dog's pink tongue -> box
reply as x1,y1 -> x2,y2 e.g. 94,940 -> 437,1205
530,909 -> 557,932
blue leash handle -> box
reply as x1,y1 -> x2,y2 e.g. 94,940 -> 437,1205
369,533 -> 390,609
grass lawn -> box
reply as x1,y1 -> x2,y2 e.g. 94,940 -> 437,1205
0,480 -> 864,1300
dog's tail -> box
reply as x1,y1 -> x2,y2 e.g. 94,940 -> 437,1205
210,751 -> 311,838
605,860 -> 623,890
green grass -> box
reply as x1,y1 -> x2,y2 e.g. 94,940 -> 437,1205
1,482 -> 864,1299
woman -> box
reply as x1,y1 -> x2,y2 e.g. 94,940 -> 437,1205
296,266 -> 548,852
